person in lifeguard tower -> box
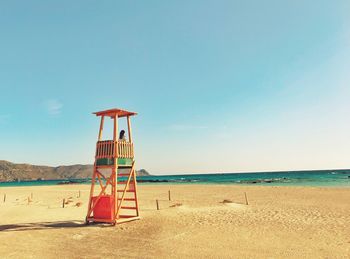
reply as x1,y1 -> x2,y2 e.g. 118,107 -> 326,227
119,130 -> 126,141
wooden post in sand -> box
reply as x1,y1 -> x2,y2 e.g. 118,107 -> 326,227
244,192 -> 249,205
27,197 -> 30,205
3,194 -> 6,202
78,190 -> 81,198
63,199 -> 65,208
168,190 -> 171,201
156,199 -> 159,210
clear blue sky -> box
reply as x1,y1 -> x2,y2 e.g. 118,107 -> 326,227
1,1 -> 350,174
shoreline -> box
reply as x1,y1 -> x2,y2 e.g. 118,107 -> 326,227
1,168 -> 349,190
0,182 -> 350,189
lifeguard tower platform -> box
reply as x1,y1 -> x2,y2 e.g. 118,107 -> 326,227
86,108 -> 140,225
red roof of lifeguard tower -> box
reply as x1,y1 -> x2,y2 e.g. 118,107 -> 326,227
93,108 -> 137,118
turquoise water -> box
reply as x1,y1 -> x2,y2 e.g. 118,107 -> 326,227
0,169 -> 349,187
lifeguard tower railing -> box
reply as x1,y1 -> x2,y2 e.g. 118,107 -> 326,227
95,140 -> 134,160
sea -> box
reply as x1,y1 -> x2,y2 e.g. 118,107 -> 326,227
0,169 -> 349,187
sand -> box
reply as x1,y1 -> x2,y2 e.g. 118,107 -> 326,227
0,184 -> 349,258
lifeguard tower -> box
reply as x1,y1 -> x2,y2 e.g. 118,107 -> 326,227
86,108 -> 140,225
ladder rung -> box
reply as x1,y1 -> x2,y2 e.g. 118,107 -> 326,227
117,190 -> 135,193
118,215 -> 137,218
117,181 -> 130,184
120,206 -> 137,210
86,217 -> 115,223
117,198 -> 135,201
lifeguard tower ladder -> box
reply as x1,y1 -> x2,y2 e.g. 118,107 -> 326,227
86,108 -> 140,225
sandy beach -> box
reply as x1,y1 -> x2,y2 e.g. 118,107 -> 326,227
0,184 -> 349,258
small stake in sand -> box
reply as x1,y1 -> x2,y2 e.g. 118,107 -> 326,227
78,190 -> 81,198
62,199 -> 65,208
156,199 -> 160,210
168,190 -> 171,201
244,192 -> 249,205
3,194 -> 6,202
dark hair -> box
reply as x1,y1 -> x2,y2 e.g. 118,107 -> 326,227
119,130 -> 125,139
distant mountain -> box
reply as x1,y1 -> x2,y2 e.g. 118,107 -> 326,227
0,160 -> 150,182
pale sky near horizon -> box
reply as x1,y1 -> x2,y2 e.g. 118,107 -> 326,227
1,1 -> 350,174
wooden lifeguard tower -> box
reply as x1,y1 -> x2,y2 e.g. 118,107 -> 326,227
86,108 -> 140,225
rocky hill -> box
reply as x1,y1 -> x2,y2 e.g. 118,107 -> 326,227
0,160 -> 150,182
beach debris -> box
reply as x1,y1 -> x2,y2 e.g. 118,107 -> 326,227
156,199 -> 160,210
221,199 -> 234,204
57,179 -> 86,185
3,194 -> 6,202
61,197 -> 74,207
75,201 -> 83,207
244,192 -> 249,205
237,178 -> 289,184
64,197 -> 73,205
170,203 -> 182,208
168,190 -> 171,201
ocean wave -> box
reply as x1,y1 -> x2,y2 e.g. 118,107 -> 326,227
236,177 -> 290,184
